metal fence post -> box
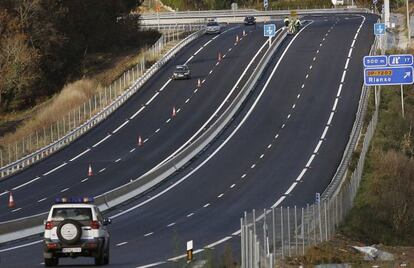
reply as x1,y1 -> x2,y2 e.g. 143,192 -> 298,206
272,207 -> 276,261
302,207 -> 305,255
287,206 -> 291,257
294,205 -> 298,255
280,207 -> 284,259
241,218 -> 245,268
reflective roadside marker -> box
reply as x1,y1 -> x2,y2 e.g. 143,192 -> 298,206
187,240 -> 193,262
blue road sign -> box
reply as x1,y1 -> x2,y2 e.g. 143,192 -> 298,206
264,24 -> 276,37
389,54 -> 414,66
374,23 -> 386,35
364,66 -> 414,86
363,55 -> 387,67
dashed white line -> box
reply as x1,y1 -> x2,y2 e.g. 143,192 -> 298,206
313,57 -> 316,61
351,39 -> 356,48
272,196 -> 286,208
115,158 -> 121,163
176,108 -> 181,113
11,208 -> 22,213
136,261 -> 166,268
337,84 -> 343,97
155,128 -> 160,133
314,140 -> 323,154
166,118 -> 171,123
69,148 -> 91,162
316,50 -> 320,54
145,92 -> 159,106
305,74 -> 309,79
241,174 -> 247,179
348,48 -> 353,58
230,184 -> 236,189
309,65 -> 313,69
185,98 -> 190,104
285,182 -> 298,195
185,55 -> 194,64
209,70 -> 213,74
81,178 -> 88,183
193,88 -> 198,93
344,58 -> 350,70
144,232 -> 154,237
186,213 -> 194,218
144,138 -> 149,143
37,198 -> 47,203
297,94 -> 301,99
260,154 -> 264,159
292,104 -> 296,109
321,126 -> 329,140
267,144 -> 272,149
113,120 -> 129,134
281,123 -> 285,128
194,47 -> 203,56
341,70 -> 347,83
332,98 -> 339,111
92,134 -> 111,148
217,193 -> 224,198
60,188 -> 69,193
116,242 -> 128,247
327,112 -> 335,125
203,40 -> 212,47
130,106 -> 146,119
306,154 -> 315,168
159,79 -> 172,92
99,168 -> 106,173
287,114 -> 291,119
43,163 -> 67,176
12,176 -> 41,190
203,203 -> 210,208
251,164 -> 256,169
296,168 -> 308,182
301,84 -> 305,88
130,148 -> 136,152
167,222 -> 176,227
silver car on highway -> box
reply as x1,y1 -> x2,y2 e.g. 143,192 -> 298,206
205,21 -> 221,34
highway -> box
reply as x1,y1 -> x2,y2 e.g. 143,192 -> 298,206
0,22 -> 278,222
0,13 -> 376,268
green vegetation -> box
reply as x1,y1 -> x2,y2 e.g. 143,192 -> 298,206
341,77 -> 414,245
0,0 -> 159,112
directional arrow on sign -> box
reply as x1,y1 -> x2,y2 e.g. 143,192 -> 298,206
404,72 -> 411,79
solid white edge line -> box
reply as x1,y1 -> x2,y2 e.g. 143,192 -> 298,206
185,55 -> 194,64
145,92 -> 160,106
43,163 -> 67,176
193,47 -> 203,56
158,79 -> 172,92
116,242 -> 128,247
205,236 -> 232,248
92,134 -> 111,148
348,48 -> 353,58
111,22 -> 313,220
69,148 -> 91,162
113,120 -> 129,134
272,196 -> 286,208
136,261 -> 166,268
0,240 -> 43,253
130,106 -> 146,120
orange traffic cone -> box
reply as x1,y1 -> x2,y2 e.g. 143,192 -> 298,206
138,136 -> 143,146
8,191 -> 15,208
197,78 -> 201,88
172,106 -> 177,117
88,164 -> 93,177
218,52 -> 222,61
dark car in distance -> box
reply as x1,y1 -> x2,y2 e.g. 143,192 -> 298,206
244,16 -> 256,25
172,65 -> 191,80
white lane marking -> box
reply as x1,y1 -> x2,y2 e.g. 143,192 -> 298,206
186,213 -> 194,218
297,94 -> 301,98
228,47 -> 232,52
319,43 -> 322,47
287,114 -> 291,119
144,232 -> 154,237
168,254 -> 187,262
354,32 -> 358,40
136,262 -> 166,268
351,39 -> 356,48
116,242 -> 128,247
313,57 -> 316,61
11,208 -> 22,212
241,174 -> 247,179
281,124 -> 285,128
167,222 -> 176,227
146,35 -> 273,171
110,23 -> 312,220
12,176 -> 41,190
301,84 -> 305,89
267,144 -> 272,149
296,168 -> 307,182
37,198 -> 47,203
113,120 -> 129,134
316,50 -> 319,54
218,193 -> 224,198
332,98 -> 339,111
115,158 -> 121,163
185,98 -> 190,103
81,178 -> 88,183
272,196 -> 286,208
130,106 -> 146,120
251,164 -> 256,169
130,148 -> 136,152
0,191 -> 8,197
144,138 -> 149,143
306,154 -> 315,168
222,54 -> 226,59
337,84 -> 343,97
145,92 -> 159,106
99,168 -> 106,173
216,62 -> 220,66
321,126 -> 329,140
305,74 -> 309,79
260,154 -> 264,159
155,128 -> 160,133
309,65 -> 313,69
348,48 -> 353,58
185,55 -> 194,64
314,140 -> 323,154
43,163 -> 67,176
340,70 -> 347,83
205,236 -> 232,248
322,38 -> 325,41
166,118 -> 171,123
60,188 -> 69,193
209,70 -> 213,74
69,148 -> 91,162
232,229 -> 241,236
203,39 -> 213,47
292,104 -> 296,109
92,134 -> 111,148
159,79 -> 172,92
230,184 -> 236,188
344,58 -> 350,70
193,47 -> 203,56
327,112 -> 335,125
0,239 -> 42,253
284,182 -> 298,195
203,203 -> 210,208
193,88 -> 198,93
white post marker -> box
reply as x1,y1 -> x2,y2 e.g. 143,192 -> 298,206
186,240 -> 193,262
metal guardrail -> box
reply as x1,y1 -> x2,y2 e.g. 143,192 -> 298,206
141,8 -> 372,21
0,26 -> 204,179
0,28 -> 288,243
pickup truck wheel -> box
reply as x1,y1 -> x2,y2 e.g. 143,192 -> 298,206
44,257 -> 58,266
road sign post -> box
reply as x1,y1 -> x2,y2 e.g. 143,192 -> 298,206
264,24 -> 276,48
401,85 -> 405,118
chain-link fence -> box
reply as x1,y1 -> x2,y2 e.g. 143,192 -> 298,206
240,36 -> 380,268
0,24 -> 204,177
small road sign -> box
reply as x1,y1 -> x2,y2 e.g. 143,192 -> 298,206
389,54 -> 414,66
264,0 -> 269,9
315,193 -> 321,204
264,24 -> 276,37
364,66 -> 414,86
374,23 -> 386,35
373,0 -> 378,4
363,55 -> 387,67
